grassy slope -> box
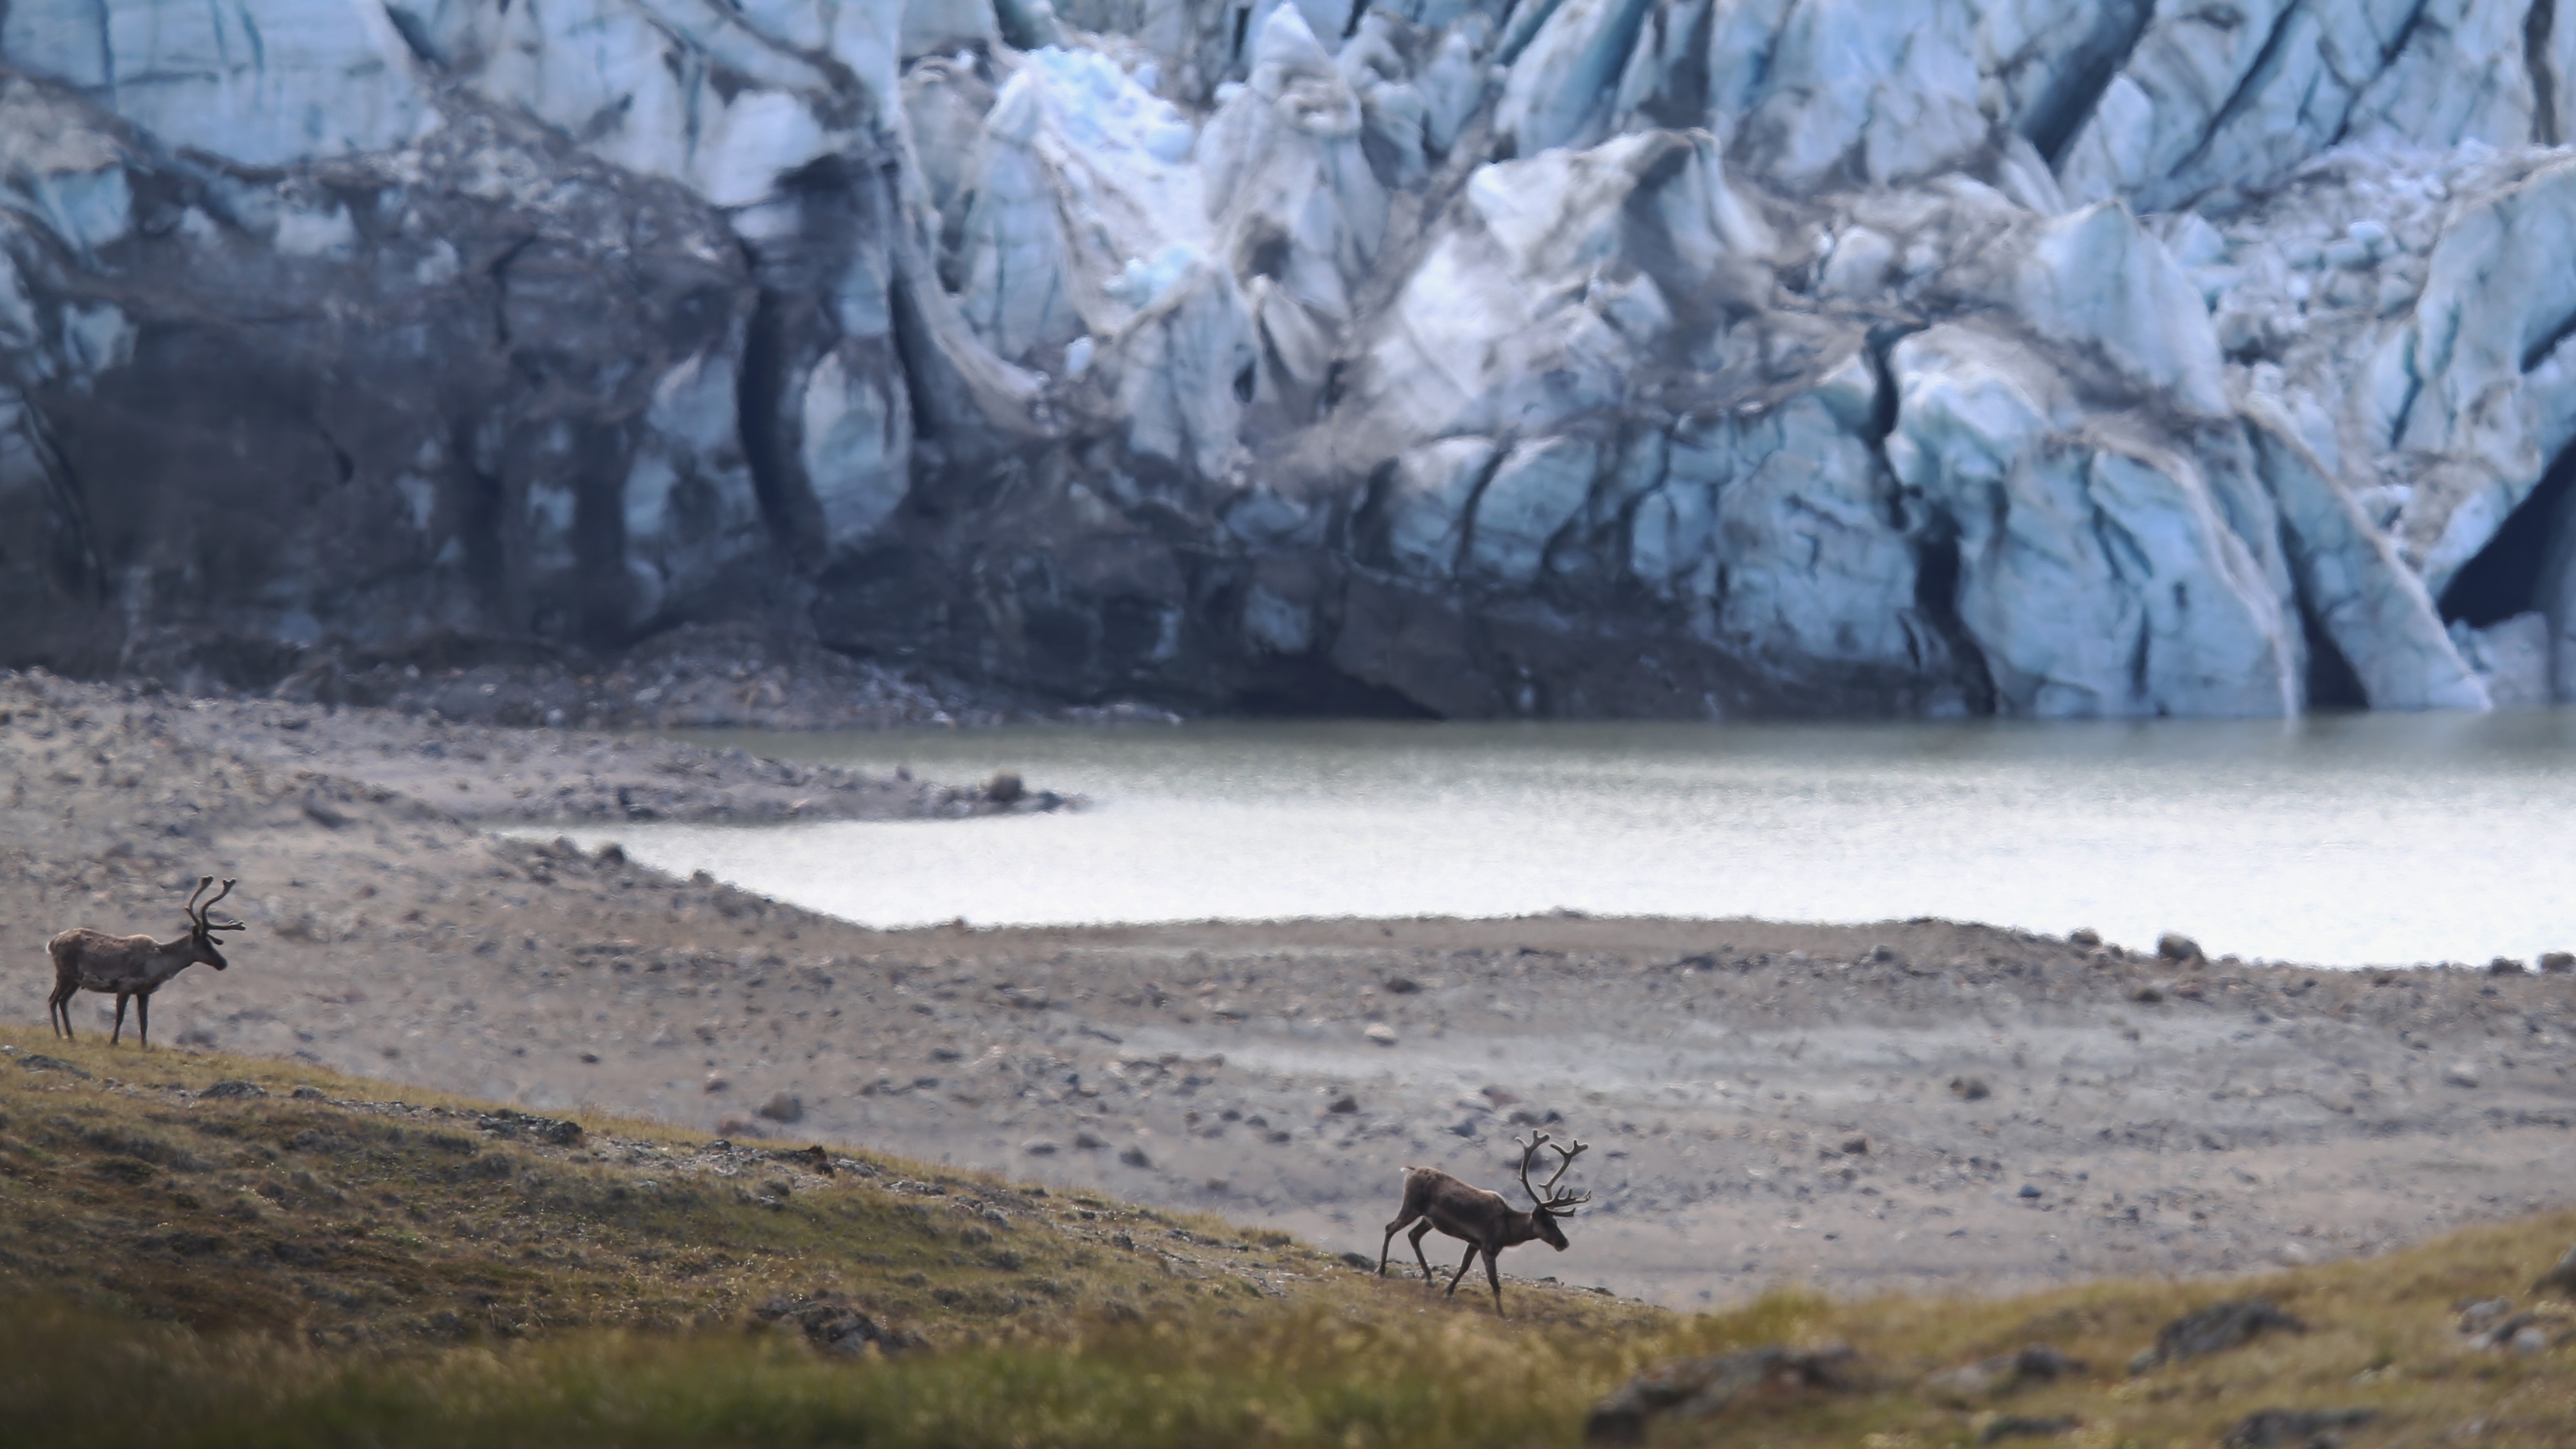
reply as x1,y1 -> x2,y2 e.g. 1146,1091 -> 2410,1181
1,1027 -> 2571,1448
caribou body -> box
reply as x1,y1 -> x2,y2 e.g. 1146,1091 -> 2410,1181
47,876 -> 244,1046
1379,1130 -> 1590,1315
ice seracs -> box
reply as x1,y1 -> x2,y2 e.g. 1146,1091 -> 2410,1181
13,0 -> 2576,715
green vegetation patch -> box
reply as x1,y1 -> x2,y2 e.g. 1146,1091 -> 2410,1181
4,1029 -> 2575,1446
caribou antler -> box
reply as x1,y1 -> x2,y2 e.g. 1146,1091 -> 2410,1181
195,878 -> 241,932
46,874 -> 242,1049
1516,1131 -> 1591,1216
1384,1127 -> 1598,1315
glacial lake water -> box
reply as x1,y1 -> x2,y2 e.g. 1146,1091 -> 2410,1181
574,712 -> 2576,967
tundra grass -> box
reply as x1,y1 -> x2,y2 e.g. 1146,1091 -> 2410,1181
1,1027 -> 2571,1447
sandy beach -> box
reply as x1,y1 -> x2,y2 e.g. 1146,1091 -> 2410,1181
6,670 -> 2572,1310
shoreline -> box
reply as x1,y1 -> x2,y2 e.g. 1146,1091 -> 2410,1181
4,671 -> 2572,1308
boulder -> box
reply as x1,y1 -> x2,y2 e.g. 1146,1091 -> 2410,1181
749,1290 -> 915,1356
2220,1408 -> 2376,1449
1583,1343 -> 1855,1445
2130,1298 -> 2306,1372
1922,1343 -> 2087,1405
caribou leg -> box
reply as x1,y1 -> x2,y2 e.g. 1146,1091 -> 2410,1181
110,992 -> 130,1045
1444,1241 -> 1479,1296
48,981 -> 74,1039
1407,1220 -> 1439,1284
1378,1209 -> 1421,1277
1481,1245 -> 1505,1315
135,991 -> 151,1048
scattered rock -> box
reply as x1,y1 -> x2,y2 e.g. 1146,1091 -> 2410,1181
2533,1244 -> 2576,1297
703,1072 -> 730,1093
576,1051 -> 601,1065
1584,1344 -> 1856,1445
2543,952 -> 2576,974
750,1291 -> 914,1357
2442,1062 -> 2481,1089
1339,1251 -> 1374,1270
1839,1132 -> 1870,1156
984,771 -> 1025,805
1868,943 -> 1897,962
2157,933 -> 2203,964
18,1055 -> 92,1080
1022,1138 -> 1059,1156
2068,929 -> 2101,948
1924,1345 -> 2088,1405
1327,1095 -> 1360,1114
1071,1130 -> 1106,1150
1980,1415 -> 2080,1444
770,1145 -> 833,1175
2017,1184 -> 2042,1199
2458,1296 -> 2572,1352
2131,1298 -> 2306,1372
757,1091 -> 804,1123
1951,1076 -> 1991,1102
2460,1298 -> 2515,1336
1118,1146 -> 1153,1169
2131,983 -> 2165,1004
290,1086 -> 325,1101
1363,1024 -> 1398,1046
474,1110 -> 585,1146
200,1079 -> 266,1098
1384,976 -> 1421,994
2219,1408 -> 2376,1448
2489,956 -> 2526,975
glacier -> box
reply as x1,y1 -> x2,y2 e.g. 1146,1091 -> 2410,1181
8,0 -> 2576,716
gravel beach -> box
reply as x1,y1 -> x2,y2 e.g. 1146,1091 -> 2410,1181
6,671 -> 2572,1310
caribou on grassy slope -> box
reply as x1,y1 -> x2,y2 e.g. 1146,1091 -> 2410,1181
1379,1130 -> 1590,1315
48,876 -> 245,1046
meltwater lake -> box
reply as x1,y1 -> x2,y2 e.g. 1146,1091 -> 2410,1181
580,711 -> 2576,967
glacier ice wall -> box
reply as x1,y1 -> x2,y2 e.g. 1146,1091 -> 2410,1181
10,0 -> 2576,716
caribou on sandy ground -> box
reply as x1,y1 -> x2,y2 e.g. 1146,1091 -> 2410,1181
47,876 -> 245,1047
1379,1130 -> 1591,1315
